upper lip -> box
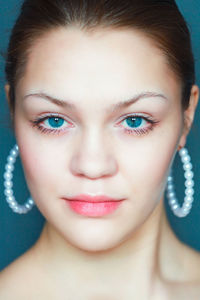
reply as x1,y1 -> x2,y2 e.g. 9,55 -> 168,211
65,194 -> 124,202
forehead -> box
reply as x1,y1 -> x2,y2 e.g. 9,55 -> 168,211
16,26 -> 181,107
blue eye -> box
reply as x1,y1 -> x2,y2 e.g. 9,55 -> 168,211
31,113 -> 158,136
31,114 -> 71,134
123,116 -> 145,129
119,115 -> 158,136
45,117 -> 65,128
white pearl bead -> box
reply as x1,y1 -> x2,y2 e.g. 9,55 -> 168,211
4,181 -> 13,189
28,199 -> 34,205
167,176 -> 173,183
5,163 -> 14,172
183,162 -> 192,171
4,189 -> 13,197
172,204 -> 178,210
185,188 -> 194,196
179,211 -> 188,218
18,208 -> 24,214
185,196 -> 193,203
167,192 -> 176,199
10,149 -> 18,157
174,208 -> 185,217
12,207 -> 20,213
181,155 -> 191,163
179,148 -> 188,156
9,201 -> 17,208
14,144 -> 19,151
169,198 -> 177,205
183,202 -> 192,209
6,196 -> 15,203
167,184 -> 174,191
182,207 -> 190,213
7,156 -> 16,164
185,179 -> 194,188
4,172 -> 13,181
184,170 -> 194,179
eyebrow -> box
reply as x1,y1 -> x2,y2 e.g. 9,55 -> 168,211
23,91 -> 168,113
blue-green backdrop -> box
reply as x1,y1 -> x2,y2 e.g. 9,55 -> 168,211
0,0 -> 200,270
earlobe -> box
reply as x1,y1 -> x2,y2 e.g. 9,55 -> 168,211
4,83 -> 11,106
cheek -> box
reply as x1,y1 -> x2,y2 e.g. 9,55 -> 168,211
15,130 -> 62,202
22,146 -> 61,180
17,139 -> 65,215
15,116 -> 62,183
117,124 -> 181,203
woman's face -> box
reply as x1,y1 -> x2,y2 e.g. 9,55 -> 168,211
11,27 -> 185,251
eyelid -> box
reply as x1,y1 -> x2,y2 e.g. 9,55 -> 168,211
115,113 -> 159,137
32,112 -> 74,126
115,112 -> 155,124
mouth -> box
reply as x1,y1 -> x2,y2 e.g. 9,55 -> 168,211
62,194 -> 125,217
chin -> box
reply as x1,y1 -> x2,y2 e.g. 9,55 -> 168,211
61,229 -> 125,253
70,239 -> 120,253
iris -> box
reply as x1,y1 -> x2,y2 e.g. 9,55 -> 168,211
47,117 -> 64,128
125,117 -> 143,128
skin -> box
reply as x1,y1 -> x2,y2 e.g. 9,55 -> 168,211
0,27 -> 200,299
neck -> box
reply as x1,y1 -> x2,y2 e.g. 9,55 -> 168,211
32,199 -> 180,298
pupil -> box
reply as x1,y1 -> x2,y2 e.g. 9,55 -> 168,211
126,117 -> 142,128
49,117 -> 64,128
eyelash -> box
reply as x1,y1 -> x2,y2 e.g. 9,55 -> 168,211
117,114 -> 159,136
30,113 -> 73,135
30,113 -> 159,136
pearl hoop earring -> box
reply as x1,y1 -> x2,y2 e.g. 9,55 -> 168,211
4,144 -> 35,214
166,147 -> 194,218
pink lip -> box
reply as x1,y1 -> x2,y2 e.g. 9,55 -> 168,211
66,194 -> 122,202
63,194 -> 125,217
65,199 -> 124,217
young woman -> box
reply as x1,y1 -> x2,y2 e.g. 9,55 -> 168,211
0,0 -> 200,299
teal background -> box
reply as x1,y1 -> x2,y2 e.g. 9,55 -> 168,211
0,1 -> 200,270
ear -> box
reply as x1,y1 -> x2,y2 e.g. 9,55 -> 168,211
5,83 -> 11,106
4,83 -> 14,121
178,84 -> 199,149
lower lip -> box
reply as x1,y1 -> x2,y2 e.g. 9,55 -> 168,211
65,200 -> 124,217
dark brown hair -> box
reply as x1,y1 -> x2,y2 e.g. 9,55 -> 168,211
5,0 -> 195,112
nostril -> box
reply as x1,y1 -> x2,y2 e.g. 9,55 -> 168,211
70,153 -> 118,179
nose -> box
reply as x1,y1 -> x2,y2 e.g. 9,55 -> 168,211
69,128 -> 118,179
